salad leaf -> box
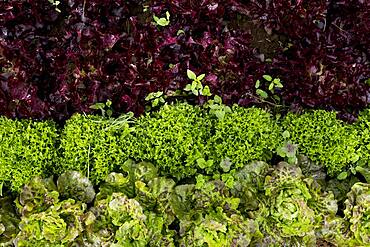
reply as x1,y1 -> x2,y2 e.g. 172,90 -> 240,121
57,171 -> 96,204
343,183 -> 370,246
0,197 -> 20,245
15,199 -> 86,245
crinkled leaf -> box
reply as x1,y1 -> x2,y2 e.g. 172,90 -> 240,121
57,171 -> 96,204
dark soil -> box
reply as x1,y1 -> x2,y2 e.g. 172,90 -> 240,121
230,14 -> 287,59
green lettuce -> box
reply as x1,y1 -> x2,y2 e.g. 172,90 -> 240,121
135,177 -> 176,224
255,162 -> 338,246
97,160 -> 158,201
171,174 -> 262,246
125,103 -> 212,179
178,207 -> 259,247
15,176 -> 59,217
0,118 -> 58,192
15,199 -> 86,246
0,197 -> 20,246
85,193 -> 175,247
82,163 -> 176,246
209,106 -> 282,171
57,171 -> 96,203
60,113 -> 133,184
343,182 -> 370,246
229,161 -> 270,212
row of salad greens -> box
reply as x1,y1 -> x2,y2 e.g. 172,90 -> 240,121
1,100 -> 370,192
0,159 -> 369,246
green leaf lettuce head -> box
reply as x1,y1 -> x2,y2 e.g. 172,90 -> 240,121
87,193 -> 175,247
15,176 -> 59,217
60,113 -> 133,183
15,199 -> 86,246
113,212 -> 175,247
125,103 -> 212,179
178,207 -> 260,247
255,162 -> 338,246
209,105 -> 282,171
283,111 -> 359,176
135,177 -> 176,224
229,161 -> 270,212
170,174 -> 263,246
0,197 -> 20,246
57,171 -> 96,204
0,118 -> 58,191
96,160 -> 159,201
343,182 -> 370,246
83,166 -> 176,246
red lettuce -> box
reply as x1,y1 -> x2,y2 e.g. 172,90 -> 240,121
0,0 -> 369,121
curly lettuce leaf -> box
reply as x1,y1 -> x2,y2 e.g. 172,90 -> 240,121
0,197 -> 20,245
230,161 -> 270,211
57,171 -> 96,203
255,162 -> 338,246
343,182 -> 370,246
15,199 -> 86,246
15,176 -> 59,217
179,207 -> 260,246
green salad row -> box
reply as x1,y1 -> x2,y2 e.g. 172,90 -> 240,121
1,159 -> 369,246
1,102 -> 369,191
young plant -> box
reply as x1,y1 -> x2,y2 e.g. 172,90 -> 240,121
89,100 -> 113,118
255,75 -> 283,102
276,130 -> 298,165
145,91 -> 165,108
153,11 -> 170,27
336,164 -> 370,183
184,69 -> 211,96
48,0 -> 61,12
365,78 -> 370,86
204,95 -> 231,120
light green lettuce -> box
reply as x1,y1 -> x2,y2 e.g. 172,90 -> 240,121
343,183 -> 370,246
0,197 -> 20,246
15,199 -> 86,246
255,162 -> 338,246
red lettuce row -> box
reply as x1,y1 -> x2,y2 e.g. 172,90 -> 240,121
1,0 -> 369,121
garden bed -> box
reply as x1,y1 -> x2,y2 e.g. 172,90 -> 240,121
0,0 -> 369,246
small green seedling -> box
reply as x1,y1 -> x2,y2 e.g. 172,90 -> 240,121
204,95 -> 231,120
366,78 -> 370,86
145,91 -> 165,108
255,75 -> 283,100
337,163 -> 370,183
276,130 -> 298,164
153,11 -> 170,27
48,0 -> 61,12
184,69 -> 211,96
89,100 -> 113,118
